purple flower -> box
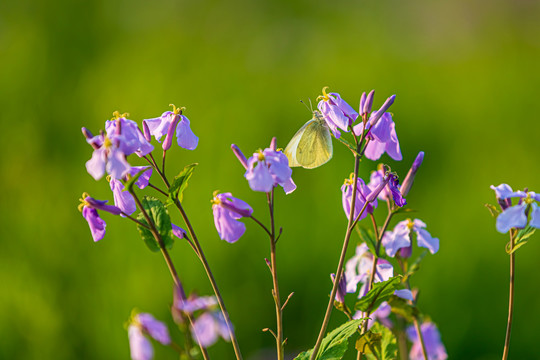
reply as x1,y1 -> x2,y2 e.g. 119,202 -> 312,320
192,311 -> 231,348
171,224 -> 187,239
342,175 -> 378,221
355,301 -> 393,329
129,166 -> 153,189
354,112 -> 402,161
490,184 -> 540,233
345,243 -> 394,297
109,167 -> 153,216
78,193 -> 121,241
317,87 -> 359,138
85,133 -> 131,180
407,322 -> 447,360
244,143 -> 295,194
143,105 -> 198,150
128,313 -> 171,360
105,112 -> 154,157
211,192 -> 253,243
330,273 -> 347,304
382,219 -> 439,257
367,167 -> 406,208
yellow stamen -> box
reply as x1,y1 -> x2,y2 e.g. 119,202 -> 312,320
211,190 -> 221,205
78,192 -> 91,212
343,173 -> 355,186
103,135 -> 113,149
257,149 -> 265,161
406,218 -> 414,230
169,104 -> 186,115
111,111 -> 129,120
316,86 -> 331,102
524,192 -> 534,205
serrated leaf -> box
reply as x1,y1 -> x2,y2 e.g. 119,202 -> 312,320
136,196 -> 174,251
365,323 -> 397,360
356,331 -> 382,355
355,276 -> 403,313
294,319 -> 363,360
168,163 -> 198,204
387,295 -> 419,322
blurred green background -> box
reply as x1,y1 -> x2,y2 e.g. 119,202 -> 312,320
1,0 -> 540,359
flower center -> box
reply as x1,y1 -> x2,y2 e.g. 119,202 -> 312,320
406,219 -> 414,230
111,110 -> 129,120
524,192 -> 535,205
211,190 -> 222,205
170,104 -> 186,116
78,192 -> 91,212
257,150 -> 265,161
343,173 -> 355,186
317,86 -> 331,102
103,135 -> 113,149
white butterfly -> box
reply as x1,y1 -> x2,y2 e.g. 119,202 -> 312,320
284,110 -> 333,169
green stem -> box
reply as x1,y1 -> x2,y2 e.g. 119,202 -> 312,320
502,231 -> 516,360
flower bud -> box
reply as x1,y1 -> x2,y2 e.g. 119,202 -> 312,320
363,90 -> 375,115
231,144 -> 248,170
330,273 -> 347,304
81,127 -> 94,140
400,151 -> 424,197
162,114 -> 181,151
369,95 -> 396,128
398,243 -> 413,258
270,137 -> 277,151
142,121 -> 152,142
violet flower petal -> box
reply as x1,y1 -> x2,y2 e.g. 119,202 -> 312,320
176,115 -> 199,150
496,204 -> 527,233
128,325 -> 154,360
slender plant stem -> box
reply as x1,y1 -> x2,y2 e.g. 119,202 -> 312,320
174,199 -> 244,360
502,231 -> 516,360
130,190 -> 210,360
250,215 -> 272,237
267,190 -> 284,360
310,142 -> 367,360
162,150 -> 167,176
148,182 -> 168,196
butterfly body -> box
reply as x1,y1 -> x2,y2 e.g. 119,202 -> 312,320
284,111 -> 333,169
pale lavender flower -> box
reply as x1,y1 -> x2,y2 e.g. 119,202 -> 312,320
85,133 -> 131,180
143,105 -> 198,150
176,294 -> 218,314
490,184 -> 540,233
341,175 -> 378,222
128,313 -> 171,360
78,193 -> 121,241
407,322 -> 447,360
109,166 -> 153,216
105,112 -> 153,156
345,243 -> 394,297
129,166 -> 153,189
211,192 -> 253,243
244,146 -> 295,194
353,109 -> 401,161
317,87 -> 359,138
382,219 -> 439,257
367,167 -> 406,207
192,311 -> 231,348
394,289 -> 414,301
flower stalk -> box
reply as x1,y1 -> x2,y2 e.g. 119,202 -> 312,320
502,230 -> 516,360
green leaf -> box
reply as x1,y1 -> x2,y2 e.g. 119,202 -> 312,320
364,323 -> 398,360
403,251 -> 427,282
506,226 -> 536,254
355,227 -> 377,255
355,276 -> 403,313
387,295 -> 419,322
136,196 -> 174,251
335,136 -> 360,156
356,331 -> 382,355
124,168 -> 146,192
167,163 -> 198,204
294,319 -> 363,360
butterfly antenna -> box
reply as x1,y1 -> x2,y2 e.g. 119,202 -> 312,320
308,98 -> 314,112
300,99 -> 311,113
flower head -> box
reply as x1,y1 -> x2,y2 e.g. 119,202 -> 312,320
143,105 -> 198,150
85,133 -> 131,180
367,166 -> 406,207
128,312 -> 171,360
400,151 -> 425,197
407,322 -> 447,360
244,140 -> 295,194
490,184 -> 540,233
211,192 -> 253,243
108,167 -> 153,217
354,112 -> 401,161
382,219 -> 439,257
78,193 -> 121,241
317,87 -> 359,138
330,273 -> 347,304
341,175 -> 378,221
105,111 -> 153,157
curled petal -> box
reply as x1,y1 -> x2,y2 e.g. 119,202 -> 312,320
110,179 -> 136,216
86,148 -> 107,180
82,207 -> 106,242
128,325 -> 154,360
136,313 -> 171,345
416,228 -> 439,254
246,162 -> 274,192
213,206 -> 246,243
176,115 -> 199,150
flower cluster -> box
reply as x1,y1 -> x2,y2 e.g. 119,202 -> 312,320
491,183 -> 540,233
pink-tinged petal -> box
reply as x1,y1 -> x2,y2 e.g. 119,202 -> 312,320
245,162 -> 274,193
384,121 -> 402,161
530,203 -> 540,228
383,221 -> 411,257
496,204 -> 527,233
82,207 -> 106,241
106,148 -> 131,180
212,206 -> 246,243
86,148 -> 107,180
136,313 -> 171,345
192,312 -> 218,348
318,100 -> 342,138
176,115 -> 199,150
218,193 -> 253,218
370,113 -> 393,143
364,140 -> 386,161
413,219 -> 427,229
407,323 -> 447,360
110,179 -> 136,216
394,289 -> 414,301
329,92 -> 359,123
128,325 -> 154,360
416,228 -> 439,254
280,177 -> 296,194
375,260 -> 394,283
144,112 -> 174,142
163,114 -> 181,151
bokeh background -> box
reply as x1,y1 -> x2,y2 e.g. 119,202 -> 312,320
1,0 -> 540,359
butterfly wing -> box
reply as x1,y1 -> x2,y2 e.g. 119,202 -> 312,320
295,118 -> 333,169
284,119 -> 315,168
